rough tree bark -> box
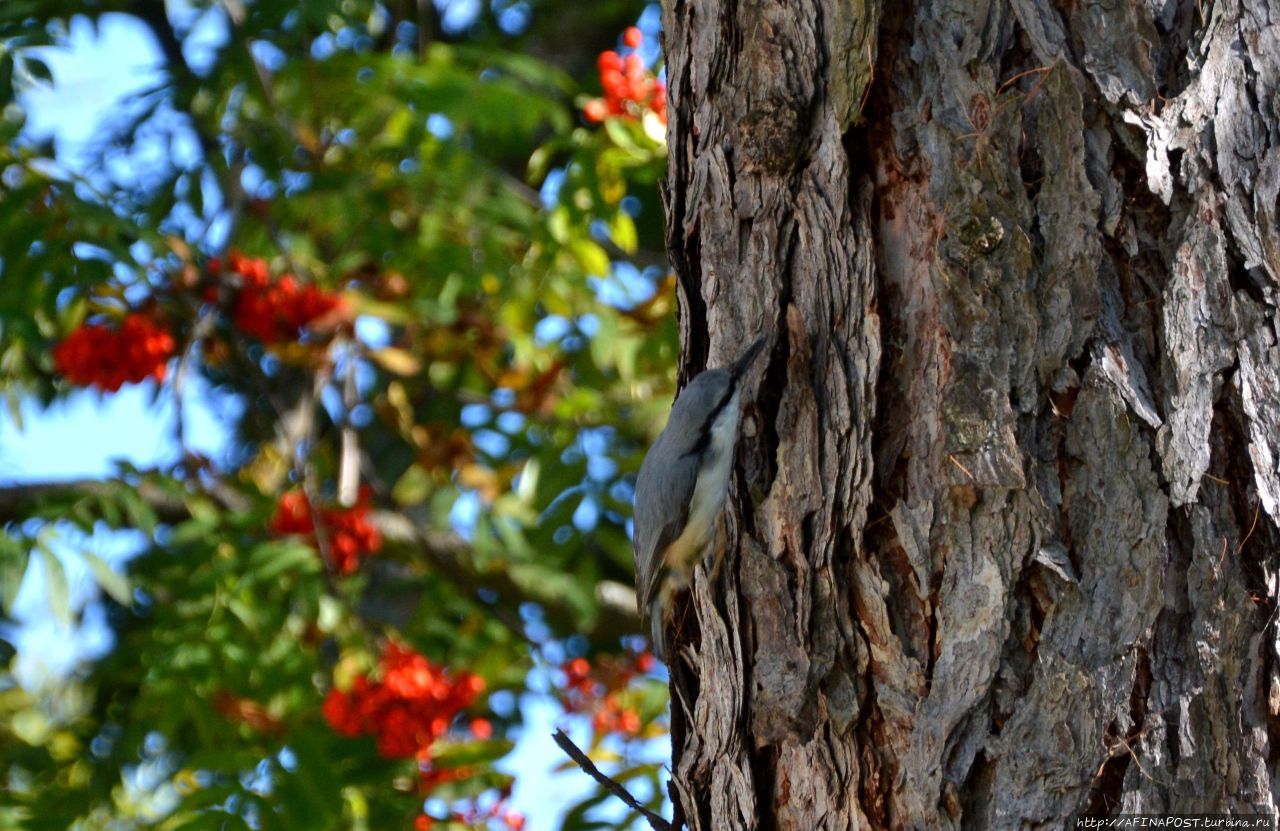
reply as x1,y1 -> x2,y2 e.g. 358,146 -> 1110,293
659,0 -> 1280,828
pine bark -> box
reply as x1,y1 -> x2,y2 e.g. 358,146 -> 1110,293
659,0 -> 1280,827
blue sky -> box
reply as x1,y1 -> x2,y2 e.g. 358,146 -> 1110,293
3,9 -> 662,829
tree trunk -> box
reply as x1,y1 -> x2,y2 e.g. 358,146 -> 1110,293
659,0 -> 1280,827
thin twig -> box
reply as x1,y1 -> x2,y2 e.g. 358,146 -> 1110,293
337,340 -> 360,507
996,64 -> 1054,96
416,0 -> 434,56
301,349 -> 336,570
551,729 -> 671,831
855,40 -> 875,118
171,306 -> 219,455
1236,500 -> 1262,555
948,454 -> 976,482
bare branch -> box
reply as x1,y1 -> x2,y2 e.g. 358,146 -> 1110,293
0,478 -> 182,525
551,729 -> 671,831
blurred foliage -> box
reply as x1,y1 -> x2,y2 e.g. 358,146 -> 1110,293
0,0 -> 675,828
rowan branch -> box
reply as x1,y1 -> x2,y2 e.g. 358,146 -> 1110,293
0,478 -> 640,641
0,477 -> 247,524
373,513 -> 640,642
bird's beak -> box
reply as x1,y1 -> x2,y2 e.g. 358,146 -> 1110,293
729,335 -> 768,379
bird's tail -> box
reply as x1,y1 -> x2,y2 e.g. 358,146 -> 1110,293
650,601 -> 668,663
646,577 -> 679,663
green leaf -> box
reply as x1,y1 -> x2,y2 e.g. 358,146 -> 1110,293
369,347 -> 421,377
247,540 -> 321,582
78,550 -> 131,605
430,738 -> 515,768
5,388 -> 22,430
571,239 -> 611,277
117,484 -> 158,534
0,533 -> 28,614
392,464 -> 432,506
170,514 -> 219,546
348,294 -> 413,324
609,211 -> 638,254
226,595 -> 261,634
36,543 -> 70,626
507,562 -> 593,619
0,53 -> 14,107
21,56 -> 51,84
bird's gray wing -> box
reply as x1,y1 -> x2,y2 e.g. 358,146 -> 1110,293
633,439 -> 698,616
637,508 -> 685,615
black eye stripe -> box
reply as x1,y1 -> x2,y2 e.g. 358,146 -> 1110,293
681,383 -> 737,460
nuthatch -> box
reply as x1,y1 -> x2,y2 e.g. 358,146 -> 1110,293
633,336 -> 767,661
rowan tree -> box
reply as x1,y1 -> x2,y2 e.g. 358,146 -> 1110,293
0,2 -> 673,828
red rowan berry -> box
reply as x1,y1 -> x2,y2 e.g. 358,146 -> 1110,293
53,313 -> 176,392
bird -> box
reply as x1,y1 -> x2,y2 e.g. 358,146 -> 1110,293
632,335 -> 767,661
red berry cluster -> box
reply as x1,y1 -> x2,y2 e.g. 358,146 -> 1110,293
583,27 -> 667,124
560,650 -> 655,736
52,312 -> 176,392
269,489 -> 382,574
208,252 -> 343,343
322,641 -> 485,760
